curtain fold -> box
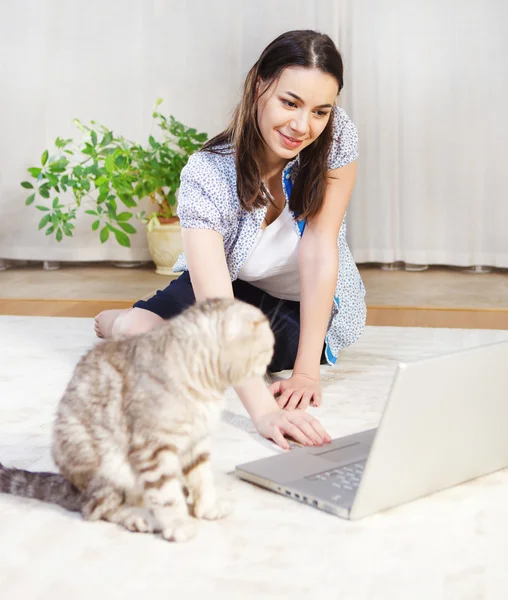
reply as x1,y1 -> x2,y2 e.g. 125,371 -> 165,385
339,0 -> 508,267
1,0 -> 505,266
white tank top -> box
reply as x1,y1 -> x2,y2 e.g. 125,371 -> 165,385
237,203 -> 301,301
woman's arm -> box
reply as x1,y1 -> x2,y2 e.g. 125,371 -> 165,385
181,228 -> 234,301
296,161 -> 357,373
182,228 -> 331,448
270,160 -> 358,410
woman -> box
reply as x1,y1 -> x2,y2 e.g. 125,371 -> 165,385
95,29 -> 366,450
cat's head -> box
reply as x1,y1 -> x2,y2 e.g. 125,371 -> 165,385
194,298 -> 275,385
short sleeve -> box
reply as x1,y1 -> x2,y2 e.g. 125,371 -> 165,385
176,152 -> 231,238
327,106 -> 359,170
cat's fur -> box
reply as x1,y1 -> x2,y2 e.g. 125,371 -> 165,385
0,298 -> 274,542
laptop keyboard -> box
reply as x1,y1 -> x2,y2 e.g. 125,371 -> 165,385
305,460 -> 366,492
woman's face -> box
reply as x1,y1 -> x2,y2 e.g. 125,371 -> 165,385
256,66 -> 338,168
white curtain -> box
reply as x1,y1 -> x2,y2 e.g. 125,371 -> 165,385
1,0 -> 506,267
339,0 -> 508,267
0,0 -> 340,262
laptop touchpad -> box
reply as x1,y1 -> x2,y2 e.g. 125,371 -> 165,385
315,442 -> 361,462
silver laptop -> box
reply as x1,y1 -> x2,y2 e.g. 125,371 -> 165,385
235,341 -> 508,520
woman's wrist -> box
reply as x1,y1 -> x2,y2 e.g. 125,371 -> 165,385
292,370 -> 320,381
293,332 -> 326,380
233,375 -> 280,424
293,356 -> 322,381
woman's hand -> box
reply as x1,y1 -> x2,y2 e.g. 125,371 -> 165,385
233,375 -> 330,450
268,373 -> 322,410
254,408 -> 331,450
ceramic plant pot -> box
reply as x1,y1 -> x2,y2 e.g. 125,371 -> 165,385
146,217 -> 183,276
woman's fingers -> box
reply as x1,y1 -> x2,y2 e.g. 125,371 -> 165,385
276,387 -> 294,408
285,390 -> 303,411
280,422 -> 315,447
297,392 -> 314,411
270,426 -> 290,450
299,412 -> 332,443
268,380 -> 283,396
310,393 -> 322,407
292,418 -> 323,445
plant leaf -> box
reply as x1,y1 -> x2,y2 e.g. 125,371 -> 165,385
91,131 -> 97,146
119,195 -> 137,208
118,222 -> 136,234
28,167 -> 42,177
21,181 -> 34,189
92,220 -> 100,231
25,193 -> 35,206
100,226 -> 110,243
45,226 -> 55,236
100,131 -> 113,147
116,212 -> 132,221
105,153 -> 115,173
56,229 -> 63,242
52,197 -> 59,208
38,214 -> 51,230
41,150 -> 49,166
48,159 -> 69,173
85,210 -> 98,216
112,228 -> 131,247
114,155 -> 128,169
36,205 -> 50,211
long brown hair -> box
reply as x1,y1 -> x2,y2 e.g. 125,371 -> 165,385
201,30 -> 344,220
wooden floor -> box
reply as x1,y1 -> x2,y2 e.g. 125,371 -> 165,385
1,262 -> 507,329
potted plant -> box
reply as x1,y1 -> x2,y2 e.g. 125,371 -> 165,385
20,99 -> 208,274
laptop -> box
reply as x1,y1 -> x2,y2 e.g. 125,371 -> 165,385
235,341 -> 508,520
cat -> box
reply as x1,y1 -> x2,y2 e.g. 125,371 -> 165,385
0,298 -> 274,542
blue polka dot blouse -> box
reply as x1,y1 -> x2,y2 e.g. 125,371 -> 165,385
173,106 -> 366,364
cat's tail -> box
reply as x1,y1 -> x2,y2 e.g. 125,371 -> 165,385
0,462 -> 85,512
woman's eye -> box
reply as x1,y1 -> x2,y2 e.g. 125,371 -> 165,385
315,110 -> 329,118
283,99 -> 297,108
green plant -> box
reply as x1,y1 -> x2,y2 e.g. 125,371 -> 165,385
21,99 -> 208,247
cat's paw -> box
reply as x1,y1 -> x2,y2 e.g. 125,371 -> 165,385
193,498 -> 232,520
161,518 -> 197,543
123,514 -> 154,534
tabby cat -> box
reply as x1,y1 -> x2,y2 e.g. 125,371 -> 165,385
0,298 -> 274,542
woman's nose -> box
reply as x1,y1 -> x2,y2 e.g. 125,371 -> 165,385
289,112 -> 309,136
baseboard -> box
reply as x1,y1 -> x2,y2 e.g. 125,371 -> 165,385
366,305 -> 508,330
0,298 -> 133,318
1,298 -> 507,329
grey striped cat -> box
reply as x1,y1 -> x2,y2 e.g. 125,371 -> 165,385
0,298 -> 274,542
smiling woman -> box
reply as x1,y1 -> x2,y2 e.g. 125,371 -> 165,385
257,68 -> 337,159
94,30 -> 365,450
255,67 -> 339,227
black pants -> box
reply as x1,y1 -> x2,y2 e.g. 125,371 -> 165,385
133,271 -> 326,372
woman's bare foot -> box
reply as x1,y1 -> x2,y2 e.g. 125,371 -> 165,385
94,307 -> 164,339
94,309 -> 131,339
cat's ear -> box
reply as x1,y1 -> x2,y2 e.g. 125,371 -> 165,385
224,314 -> 265,342
224,312 -> 247,341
